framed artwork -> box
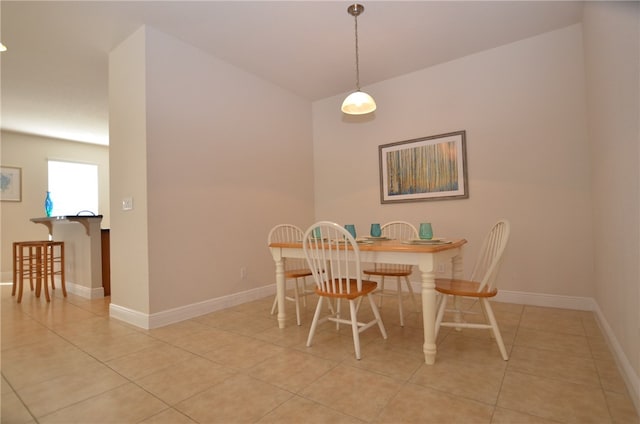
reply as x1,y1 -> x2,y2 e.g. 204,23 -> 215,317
379,131 -> 468,203
0,166 -> 22,202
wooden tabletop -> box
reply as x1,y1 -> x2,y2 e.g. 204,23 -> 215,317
270,238 -> 467,253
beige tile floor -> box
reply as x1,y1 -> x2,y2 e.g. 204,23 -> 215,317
1,284 -> 638,423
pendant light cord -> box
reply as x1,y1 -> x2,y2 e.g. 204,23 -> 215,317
354,12 -> 361,91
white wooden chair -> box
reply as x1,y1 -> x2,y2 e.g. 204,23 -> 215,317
363,221 -> 419,326
268,224 -> 314,326
435,219 -> 511,360
303,221 -> 387,360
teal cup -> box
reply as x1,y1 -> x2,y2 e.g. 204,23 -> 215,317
313,227 -> 322,239
370,223 -> 382,237
344,224 -> 357,239
419,222 -> 433,240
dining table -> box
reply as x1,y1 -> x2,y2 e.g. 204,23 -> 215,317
268,237 -> 467,364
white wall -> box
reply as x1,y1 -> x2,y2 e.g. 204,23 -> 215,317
313,24 -> 593,300
0,131 -> 110,281
583,0 -> 640,406
109,26 -> 314,320
108,27 -> 151,314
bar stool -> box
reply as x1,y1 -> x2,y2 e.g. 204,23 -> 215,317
13,241 -> 49,303
12,240 -> 66,303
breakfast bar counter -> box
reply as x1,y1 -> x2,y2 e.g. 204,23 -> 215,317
31,215 -> 106,298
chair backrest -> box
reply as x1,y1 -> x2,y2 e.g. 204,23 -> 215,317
381,221 -> 418,240
268,224 -> 307,271
374,221 -> 418,272
470,219 -> 510,292
303,221 -> 363,295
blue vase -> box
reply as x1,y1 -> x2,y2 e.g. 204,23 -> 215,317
44,191 -> 53,217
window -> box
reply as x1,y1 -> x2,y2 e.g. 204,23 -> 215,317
47,160 -> 99,216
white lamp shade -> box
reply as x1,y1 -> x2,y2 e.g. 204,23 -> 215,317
341,90 -> 377,115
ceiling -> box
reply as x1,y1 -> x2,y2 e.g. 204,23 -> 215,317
0,1 -> 584,146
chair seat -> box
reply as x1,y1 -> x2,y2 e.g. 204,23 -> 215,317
316,278 -> 377,300
285,268 -> 313,279
363,268 -> 412,277
435,278 -> 498,298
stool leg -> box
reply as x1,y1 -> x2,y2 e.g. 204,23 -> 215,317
12,242 -> 18,296
17,246 -> 24,303
47,242 -> 66,298
32,246 -> 40,297
59,243 -> 66,297
41,246 -> 50,302
32,245 -> 50,302
47,244 -> 56,290
49,247 -> 56,290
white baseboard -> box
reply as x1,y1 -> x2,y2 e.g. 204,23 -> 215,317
494,289 -> 596,311
109,303 -> 150,328
109,284 -> 275,330
0,278 -> 104,299
407,281 -> 596,311
592,303 -> 640,415
65,281 -> 104,299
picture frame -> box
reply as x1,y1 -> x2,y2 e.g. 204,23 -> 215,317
379,131 -> 468,203
0,166 -> 22,202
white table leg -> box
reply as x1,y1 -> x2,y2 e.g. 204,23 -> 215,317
419,255 -> 437,364
451,253 -> 465,330
271,248 -> 287,329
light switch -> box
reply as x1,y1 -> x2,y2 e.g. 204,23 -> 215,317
122,197 -> 133,211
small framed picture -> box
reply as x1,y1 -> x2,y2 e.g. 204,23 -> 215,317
1,166 -> 22,202
379,131 -> 468,203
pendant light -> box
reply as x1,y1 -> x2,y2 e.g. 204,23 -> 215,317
341,3 -> 376,115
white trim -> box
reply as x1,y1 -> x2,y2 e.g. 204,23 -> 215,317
406,281 -> 596,311
494,289 -> 596,311
65,281 -> 104,299
0,279 -> 104,299
109,303 -> 149,329
592,302 -> 640,415
109,284 -> 275,330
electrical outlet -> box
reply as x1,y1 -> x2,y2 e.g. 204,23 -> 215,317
437,263 -> 446,273
122,197 -> 133,211
240,267 -> 247,280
